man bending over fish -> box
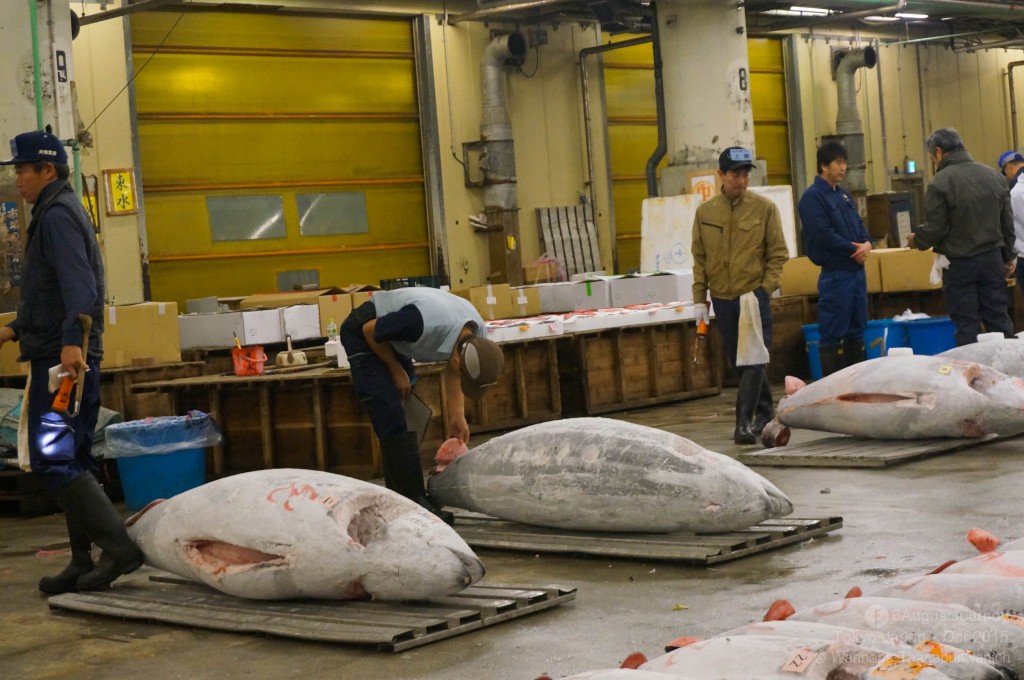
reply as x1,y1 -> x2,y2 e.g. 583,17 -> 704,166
692,147 -> 789,444
340,288 -> 504,524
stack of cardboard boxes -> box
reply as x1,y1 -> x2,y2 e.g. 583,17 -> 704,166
779,248 -> 941,297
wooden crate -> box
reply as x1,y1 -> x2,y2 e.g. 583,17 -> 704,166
769,295 -> 816,384
559,320 -> 722,416
100,362 -> 206,420
464,337 -> 561,433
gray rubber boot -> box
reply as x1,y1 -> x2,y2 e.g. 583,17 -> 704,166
52,474 -> 144,591
38,514 -> 95,594
379,431 -> 454,525
750,367 -> 775,439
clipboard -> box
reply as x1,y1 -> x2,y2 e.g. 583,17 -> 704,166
404,391 -> 432,445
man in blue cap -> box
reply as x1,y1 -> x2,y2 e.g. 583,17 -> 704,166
0,128 -> 143,593
998,150 -> 1024,190
691,146 -> 789,444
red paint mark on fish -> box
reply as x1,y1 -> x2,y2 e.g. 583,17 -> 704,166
844,586 -> 862,598
266,483 -> 318,510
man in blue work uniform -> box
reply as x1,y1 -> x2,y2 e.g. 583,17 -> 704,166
0,129 -> 143,593
340,287 -> 504,524
798,141 -> 873,376
909,128 -> 1015,346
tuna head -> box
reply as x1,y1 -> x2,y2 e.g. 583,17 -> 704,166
126,469 -> 484,601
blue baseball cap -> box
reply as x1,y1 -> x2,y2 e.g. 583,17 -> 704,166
0,129 -> 68,165
998,150 -> 1024,171
719,146 -> 755,172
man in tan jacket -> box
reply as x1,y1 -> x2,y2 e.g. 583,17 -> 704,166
692,147 -> 789,444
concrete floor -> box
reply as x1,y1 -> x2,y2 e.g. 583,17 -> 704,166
2,387 -> 1022,680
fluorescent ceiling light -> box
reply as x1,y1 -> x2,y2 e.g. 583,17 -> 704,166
790,5 -> 830,14
895,12 -> 929,19
864,15 -> 899,21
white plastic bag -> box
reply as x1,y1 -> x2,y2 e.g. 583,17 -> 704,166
736,291 -> 770,367
929,253 -> 950,285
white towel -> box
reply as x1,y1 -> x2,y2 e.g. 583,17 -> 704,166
736,291 -> 770,367
17,371 -> 30,472
929,254 -> 950,285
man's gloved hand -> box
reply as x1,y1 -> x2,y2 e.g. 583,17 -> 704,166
693,303 -> 710,327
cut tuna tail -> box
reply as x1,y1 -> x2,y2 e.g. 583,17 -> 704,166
784,376 -> 806,396
844,586 -> 863,598
664,637 -> 702,653
763,599 -> 796,621
928,559 -> 958,575
620,652 -> 647,669
967,527 -> 1002,553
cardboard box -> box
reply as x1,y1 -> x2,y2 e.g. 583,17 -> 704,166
351,291 -> 376,308
318,293 -> 353,337
454,284 -> 514,321
509,287 -> 541,318
780,257 -> 821,296
186,296 -> 221,314
238,287 -> 342,310
523,262 -> 559,285
104,302 -> 181,368
877,247 -> 941,292
863,250 -> 883,293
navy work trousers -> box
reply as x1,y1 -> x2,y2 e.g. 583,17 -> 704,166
711,288 -> 773,370
339,301 -> 415,438
817,268 -> 868,344
942,248 -> 1014,346
28,356 -> 101,493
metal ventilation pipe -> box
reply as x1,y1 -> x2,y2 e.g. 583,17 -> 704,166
831,46 -> 877,193
480,31 -> 527,210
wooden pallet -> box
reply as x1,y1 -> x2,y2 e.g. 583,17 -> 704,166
48,577 -> 576,652
451,514 -> 842,565
0,469 -> 59,517
736,433 -> 1010,468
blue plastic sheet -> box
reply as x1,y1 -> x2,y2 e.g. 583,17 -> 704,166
105,411 -> 222,458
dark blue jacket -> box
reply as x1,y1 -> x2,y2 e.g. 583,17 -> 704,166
798,175 -> 871,270
9,180 -> 104,361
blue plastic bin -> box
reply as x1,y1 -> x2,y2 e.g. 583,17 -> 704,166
104,412 -> 221,510
864,319 -> 910,359
802,324 -> 822,380
903,317 -> 956,355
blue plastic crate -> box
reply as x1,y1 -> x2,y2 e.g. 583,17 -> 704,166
903,317 -> 956,355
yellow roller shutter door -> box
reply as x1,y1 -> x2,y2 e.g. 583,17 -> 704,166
603,36 -> 791,273
130,12 -> 429,304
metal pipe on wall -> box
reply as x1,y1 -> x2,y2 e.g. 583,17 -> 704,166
1009,61 -> 1024,150
79,0 -> 181,26
29,0 -> 44,129
644,2 -> 666,198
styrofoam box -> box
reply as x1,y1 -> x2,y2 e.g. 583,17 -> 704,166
609,276 -> 649,307
572,278 -> 612,311
281,304 -> 321,341
647,270 -> 694,304
240,308 -> 285,345
179,312 -> 245,350
563,310 -> 642,333
536,282 -> 578,314
490,316 -> 566,343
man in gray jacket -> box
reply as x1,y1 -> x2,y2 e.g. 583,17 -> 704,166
908,128 -> 1016,346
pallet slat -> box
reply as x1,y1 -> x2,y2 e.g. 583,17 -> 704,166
451,515 -> 842,565
737,433 -> 1012,468
48,578 -> 576,652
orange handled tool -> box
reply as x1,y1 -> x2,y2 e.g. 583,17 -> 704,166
52,314 -> 92,417
693,318 -> 708,365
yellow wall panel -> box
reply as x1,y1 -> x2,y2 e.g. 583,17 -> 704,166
133,55 -> 417,115
750,72 -> 787,122
138,120 -> 423,186
603,68 -> 656,119
131,13 -> 413,53
607,125 -> 662,175
748,38 -> 785,71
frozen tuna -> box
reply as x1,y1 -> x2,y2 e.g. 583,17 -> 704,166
719,620 -> 1009,680
536,671 -> 681,680
940,340 -> 1024,379
768,595 -> 1024,672
777,356 -> 1024,438
427,418 -> 793,533
639,634 -> 953,679
872,574 -> 1024,616
935,552 -> 1024,578
126,469 -> 484,601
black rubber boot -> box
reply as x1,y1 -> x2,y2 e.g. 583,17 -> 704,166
750,367 -> 775,440
733,368 -> 763,445
52,474 -> 145,591
842,335 -> 866,368
379,431 -> 454,525
38,514 -> 95,595
818,341 -> 846,378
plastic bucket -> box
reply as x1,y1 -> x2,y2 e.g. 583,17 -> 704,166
802,324 -> 822,380
232,345 -> 267,376
903,317 -> 956,355
116,448 -> 205,511
864,319 -> 911,359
